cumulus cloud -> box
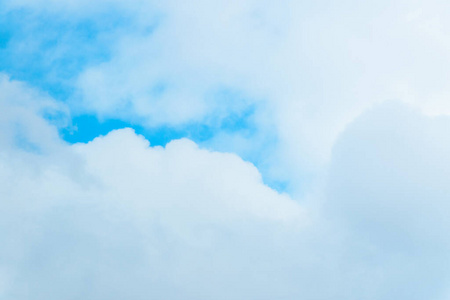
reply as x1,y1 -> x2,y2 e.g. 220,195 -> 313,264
2,1 -> 450,299
1,129 -> 308,299
0,77 -> 318,300
2,72 -> 450,300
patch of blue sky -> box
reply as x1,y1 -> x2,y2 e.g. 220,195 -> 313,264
60,107 -> 290,193
62,104 -> 257,146
63,115 -> 143,144
242,136 -> 292,195
0,6 -> 155,101
0,27 -> 10,48
62,115 -> 183,146
219,104 -> 257,136
62,86 -> 259,143
0,7 -> 289,193
60,85 -> 289,192
211,96 -> 291,192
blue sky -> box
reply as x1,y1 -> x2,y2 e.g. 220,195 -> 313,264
1,1 -> 450,299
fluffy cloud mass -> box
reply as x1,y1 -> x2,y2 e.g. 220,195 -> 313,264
1,0 -> 450,299
0,77 -> 310,299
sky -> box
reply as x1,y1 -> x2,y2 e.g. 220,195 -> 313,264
1,0 -> 450,299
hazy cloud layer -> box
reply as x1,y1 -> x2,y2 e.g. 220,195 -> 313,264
1,1 -> 450,299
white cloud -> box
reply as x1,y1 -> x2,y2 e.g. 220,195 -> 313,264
75,128 -> 304,226
3,1 -> 450,298
0,129 -> 310,299
0,77 -> 317,299
1,64 -> 450,300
